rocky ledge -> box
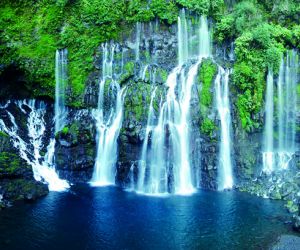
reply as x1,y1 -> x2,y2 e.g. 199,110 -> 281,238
0,131 -> 48,209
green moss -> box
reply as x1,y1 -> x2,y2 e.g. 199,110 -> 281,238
2,179 -> 48,201
200,118 -> 217,137
157,68 -> 168,83
61,126 -> 69,135
125,62 -> 135,72
86,145 -> 95,158
152,87 -> 164,112
69,123 -> 79,144
132,88 -> 146,121
286,200 -> 299,213
198,59 -> 217,111
124,82 -> 152,122
0,3 -> 66,98
0,131 -> 8,137
0,152 -> 29,174
120,62 -> 135,84
145,68 -> 151,80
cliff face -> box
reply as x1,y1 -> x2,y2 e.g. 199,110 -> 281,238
51,21 -> 299,207
0,102 -> 49,209
0,3 -> 299,213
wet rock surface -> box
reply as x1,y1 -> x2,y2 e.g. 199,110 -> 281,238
293,215 -> 300,232
55,110 -> 97,183
272,235 -> 300,250
0,120 -> 48,209
0,19 -> 299,218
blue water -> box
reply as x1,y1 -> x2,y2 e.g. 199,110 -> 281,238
0,185 -> 294,250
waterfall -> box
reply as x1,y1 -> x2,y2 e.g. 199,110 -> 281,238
137,87 -> 158,192
137,14 -> 211,194
135,22 -> 142,62
55,49 -> 68,133
199,15 -> 211,58
229,42 -> 235,61
0,100 -> 69,191
91,43 -> 126,186
263,50 -> 298,173
277,51 -> 298,169
0,49 -> 71,191
178,9 -> 189,64
215,67 -> 233,190
277,58 -> 284,155
263,69 -> 274,173
141,64 -> 149,81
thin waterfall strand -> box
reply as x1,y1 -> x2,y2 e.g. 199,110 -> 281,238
55,49 -> 68,133
263,70 -> 274,173
277,51 -> 298,169
215,67 -> 233,190
0,100 -> 69,191
137,87 -> 158,192
91,43 -> 126,186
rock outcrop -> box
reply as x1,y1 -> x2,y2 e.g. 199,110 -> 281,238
55,110 -> 97,183
0,130 -> 48,209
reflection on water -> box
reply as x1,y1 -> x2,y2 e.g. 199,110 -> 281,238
0,186 -> 294,250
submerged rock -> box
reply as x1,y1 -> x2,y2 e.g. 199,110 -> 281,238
272,235 -> 300,250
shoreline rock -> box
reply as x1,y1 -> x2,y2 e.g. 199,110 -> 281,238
272,235 -> 300,250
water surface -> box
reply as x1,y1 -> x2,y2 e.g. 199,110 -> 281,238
0,186 -> 294,250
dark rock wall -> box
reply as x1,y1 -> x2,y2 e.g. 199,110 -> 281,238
0,102 -> 49,208
55,110 -> 96,183
0,19 -> 299,213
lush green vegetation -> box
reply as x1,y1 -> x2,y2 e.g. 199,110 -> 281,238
198,59 -> 217,110
0,0 -> 299,129
0,131 -> 8,138
200,118 -> 217,138
198,59 -> 218,137
61,126 -> 69,135
0,152 -> 30,174
216,0 -> 300,131
0,0 -> 223,107
124,81 -> 152,122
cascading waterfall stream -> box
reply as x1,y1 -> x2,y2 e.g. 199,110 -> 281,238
134,22 -> 153,83
0,49 -> 71,191
199,15 -> 211,58
263,50 -> 298,173
178,9 -> 189,64
135,22 -> 142,62
277,51 -> 298,169
141,65 -> 149,81
55,49 -> 68,133
137,87 -> 158,192
277,58 -> 284,161
263,69 -> 274,173
137,13 -> 211,194
0,100 -> 69,191
91,43 -> 126,186
215,67 -> 233,190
